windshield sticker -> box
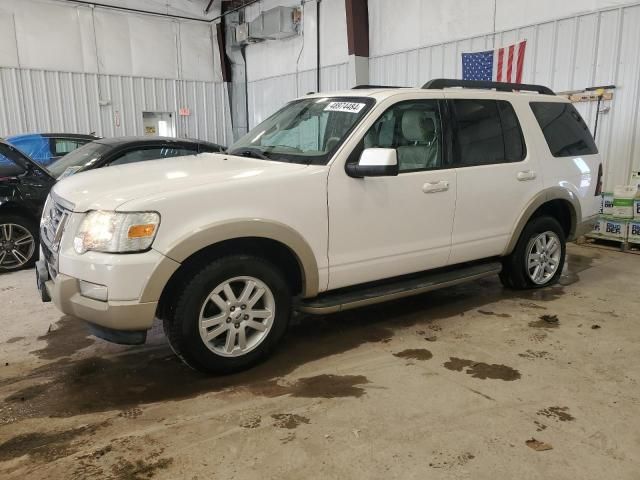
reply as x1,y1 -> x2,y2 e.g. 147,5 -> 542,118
324,102 -> 366,113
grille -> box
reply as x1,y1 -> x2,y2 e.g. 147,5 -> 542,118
40,196 -> 70,252
40,195 -> 71,279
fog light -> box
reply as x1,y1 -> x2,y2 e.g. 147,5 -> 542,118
79,280 -> 108,301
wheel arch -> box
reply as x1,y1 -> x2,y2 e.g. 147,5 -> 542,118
149,219 -> 320,320
504,188 -> 580,256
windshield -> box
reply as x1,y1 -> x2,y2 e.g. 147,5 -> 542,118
48,141 -> 110,178
228,96 -> 375,165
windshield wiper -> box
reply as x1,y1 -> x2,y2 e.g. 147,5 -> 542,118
229,147 -> 269,160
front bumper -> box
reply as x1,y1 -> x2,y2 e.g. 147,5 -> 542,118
40,270 -> 158,331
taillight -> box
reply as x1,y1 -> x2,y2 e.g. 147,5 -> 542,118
595,163 -> 603,196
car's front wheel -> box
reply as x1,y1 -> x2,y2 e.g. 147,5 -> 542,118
500,215 -> 566,290
163,254 -> 291,374
0,215 -> 38,273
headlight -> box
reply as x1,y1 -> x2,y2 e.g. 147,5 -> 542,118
74,211 -> 160,254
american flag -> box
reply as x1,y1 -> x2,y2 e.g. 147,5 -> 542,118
462,40 -> 527,83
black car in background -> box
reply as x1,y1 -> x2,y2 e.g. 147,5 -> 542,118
5,133 -> 100,166
0,137 -> 225,272
48,136 -> 224,179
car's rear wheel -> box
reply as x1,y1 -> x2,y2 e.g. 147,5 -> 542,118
500,215 -> 566,290
163,254 -> 291,374
0,215 -> 38,273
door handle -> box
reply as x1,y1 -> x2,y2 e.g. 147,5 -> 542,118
517,170 -> 537,181
422,181 -> 450,193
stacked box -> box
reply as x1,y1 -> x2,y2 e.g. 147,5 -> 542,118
612,185 -> 637,219
591,217 -> 604,235
630,171 -> 640,191
629,221 -> 640,244
635,198 -> 640,219
601,217 -> 628,241
602,192 -> 614,215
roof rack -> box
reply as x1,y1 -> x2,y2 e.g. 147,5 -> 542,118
352,84 -> 407,89
422,78 -> 555,96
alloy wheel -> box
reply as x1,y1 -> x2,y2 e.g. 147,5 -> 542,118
525,231 -> 562,285
0,223 -> 35,270
198,276 -> 275,357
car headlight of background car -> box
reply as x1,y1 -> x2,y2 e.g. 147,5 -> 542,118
73,211 -> 160,254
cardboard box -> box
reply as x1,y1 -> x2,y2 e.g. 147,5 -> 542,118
591,217 -> 604,235
602,192 -> 614,215
601,217 -> 628,241
635,199 -> 640,220
628,221 -> 640,244
612,185 -> 637,219
630,171 -> 640,191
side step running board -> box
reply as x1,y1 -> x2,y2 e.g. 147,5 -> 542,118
296,261 -> 502,314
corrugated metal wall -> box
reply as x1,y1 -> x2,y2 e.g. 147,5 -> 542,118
370,4 -> 640,190
0,67 -> 233,146
247,63 -> 349,127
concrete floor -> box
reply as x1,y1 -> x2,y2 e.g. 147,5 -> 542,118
0,243 -> 639,479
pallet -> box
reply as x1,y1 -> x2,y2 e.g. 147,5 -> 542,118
581,234 -> 640,254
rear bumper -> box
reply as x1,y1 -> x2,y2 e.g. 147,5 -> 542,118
43,273 -> 157,331
573,214 -> 599,240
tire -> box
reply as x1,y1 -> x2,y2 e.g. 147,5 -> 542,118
0,214 -> 38,273
163,254 -> 291,374
500,215 -> 566,290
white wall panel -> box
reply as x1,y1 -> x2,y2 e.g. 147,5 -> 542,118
12,1 -> 86,72
0,9 -> 19,68
1,0 -> 219,82
0,67 -> 232,146
245,0 -> 348,81
247,63 -> 349,128
369,3 -> 640,190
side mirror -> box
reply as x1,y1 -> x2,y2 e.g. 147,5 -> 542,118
345,148 -> 399,178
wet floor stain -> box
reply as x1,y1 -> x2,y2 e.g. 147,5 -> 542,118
519,286 -> 566,302
429,451 -> 475,469
393,349 -> 433,361
111,455 -> 174,480
72,437 -> 169,479
537,406 -> 575,422
534,420 -> 547,431
528,314 -> 560,329
0,421 -> 109,462
528,332 -> 548,343
519,302 -> 547,310
252,374 -> 370,399
478,310 -> 512,318
6,336 -> 25,344
558,252 -> 598,286
526,438 -> 553,451
240,415 -> 262,429
119,407 -> 143,419
280,432 -> 296,444
518,350 -> 551,360
444,357 -> 521,381
31,316 -> 94,360
271,413 -> 310,429
2,275 -> 564,423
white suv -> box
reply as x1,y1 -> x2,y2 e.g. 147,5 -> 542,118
37,79 -> 602,373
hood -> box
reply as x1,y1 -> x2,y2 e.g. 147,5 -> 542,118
51,153 -> 308,212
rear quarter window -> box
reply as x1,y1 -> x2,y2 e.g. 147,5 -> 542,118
529,102 -> 598,157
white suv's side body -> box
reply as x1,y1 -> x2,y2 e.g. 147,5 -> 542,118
38,82 -> 601,373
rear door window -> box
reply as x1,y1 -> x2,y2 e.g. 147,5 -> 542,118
529,102 -> 598,157
450,99 -> 526,166
53,138 -> 90,157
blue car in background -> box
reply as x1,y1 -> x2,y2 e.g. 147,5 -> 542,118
4,133 -> 99,166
